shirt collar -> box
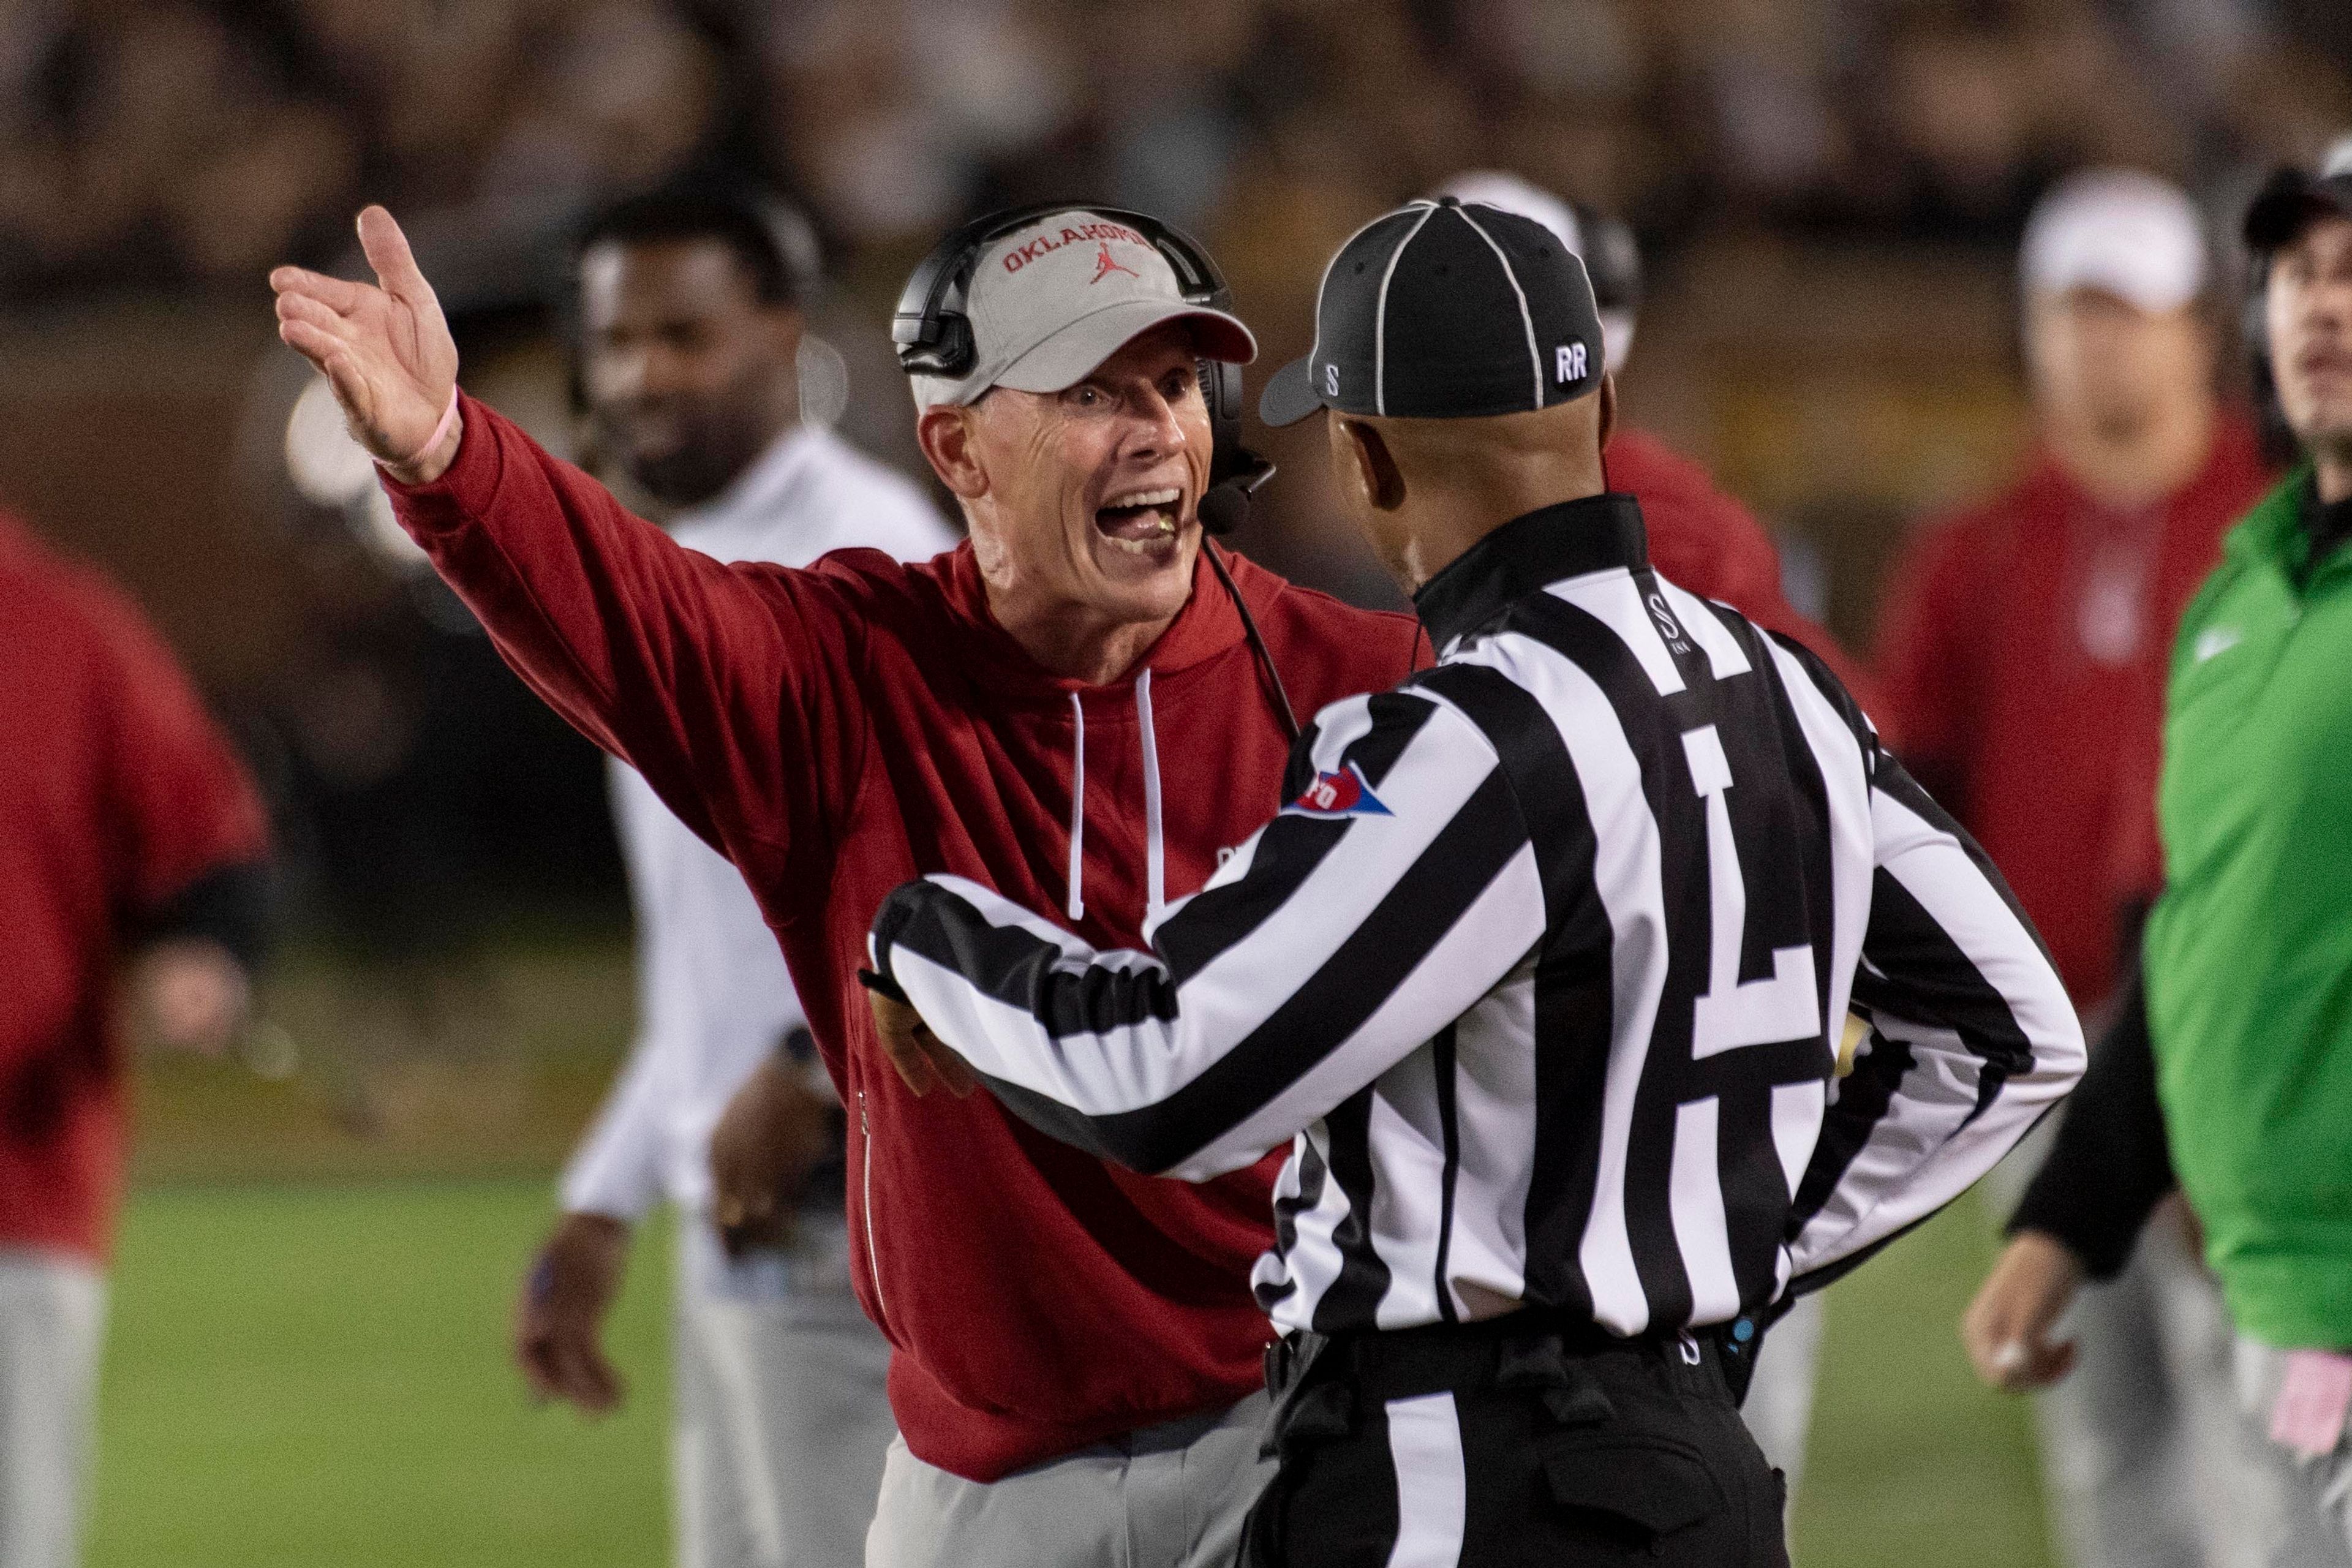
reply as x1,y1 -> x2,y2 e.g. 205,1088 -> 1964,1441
1411,493 -> 1648,647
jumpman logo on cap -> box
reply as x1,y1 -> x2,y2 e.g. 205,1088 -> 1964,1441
1088,242 -> 1140,285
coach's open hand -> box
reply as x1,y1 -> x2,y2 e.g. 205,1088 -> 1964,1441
868,992 -> 977,1099
270,206 -> 462,484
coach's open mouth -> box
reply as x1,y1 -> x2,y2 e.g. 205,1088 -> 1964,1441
1095,487 -> 1186,554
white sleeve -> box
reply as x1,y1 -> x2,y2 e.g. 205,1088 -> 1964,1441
557,760 -> 673,1220
559,1032 -> 669,1220
1784,749 -> 2086,1285
870,692 -> 1545,1181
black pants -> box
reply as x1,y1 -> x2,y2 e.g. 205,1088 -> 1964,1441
1243,1316 -> 1789,1567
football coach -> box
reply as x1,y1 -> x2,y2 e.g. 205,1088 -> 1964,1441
864,198 -> 2086,1566
271,202 -> 1422,1567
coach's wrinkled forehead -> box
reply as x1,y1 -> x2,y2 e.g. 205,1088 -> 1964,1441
910,209 -> 1255,409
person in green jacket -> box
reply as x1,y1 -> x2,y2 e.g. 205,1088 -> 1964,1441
1962,142 -> 2352,1567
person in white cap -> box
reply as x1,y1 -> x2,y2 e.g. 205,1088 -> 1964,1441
1877,168 -> 2274,1568
268,202 -> 1423,1568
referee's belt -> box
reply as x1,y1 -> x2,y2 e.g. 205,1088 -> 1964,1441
1259,1310 -> 1728,1458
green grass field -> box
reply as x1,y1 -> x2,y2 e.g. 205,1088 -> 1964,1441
89,1181 -> 674,1568
86,1174 -> 2053,1567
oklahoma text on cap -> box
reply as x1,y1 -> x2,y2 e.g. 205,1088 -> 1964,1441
910,209 -> 1256,409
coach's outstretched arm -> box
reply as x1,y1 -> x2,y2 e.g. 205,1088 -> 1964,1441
865,688 -> 1545,1180
272,206 -> 463,483
272,208 -> 845,882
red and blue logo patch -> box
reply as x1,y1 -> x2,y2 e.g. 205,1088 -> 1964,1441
1286,762 -> 1393,820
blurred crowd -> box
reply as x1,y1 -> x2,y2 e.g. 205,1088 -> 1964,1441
1,0 -> 2345,943
4,0 -> 2350,298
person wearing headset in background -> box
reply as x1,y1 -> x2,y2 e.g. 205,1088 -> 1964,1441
1433,170 -> 1879,1499
271,201 -> 1422,1568
510,183 -> 954,1568
1883,170 -> 2272,1568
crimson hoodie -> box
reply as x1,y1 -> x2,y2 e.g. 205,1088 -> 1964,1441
1874,417 -> 2271,1008
385,398 -> 1424,1480
0,510 -> 268,1262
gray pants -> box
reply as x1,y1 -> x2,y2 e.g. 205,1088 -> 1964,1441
1967,1110 -> 2241,1568
2226,1333 -> 2352,1568
0,1249 -> 107,1568
864,1388 -> 1272,1568
2029,1206 -> 2240,1568
675,1220 -> 895,1568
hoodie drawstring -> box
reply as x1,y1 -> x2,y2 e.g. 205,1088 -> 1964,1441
1064,674 -> 1169,929
1136,669 -> 1166,926
1066,692 -> 1087,922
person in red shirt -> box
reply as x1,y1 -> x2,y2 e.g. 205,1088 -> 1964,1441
1878,170 -> 2274,1568
271,192 -> 1898,1566
275,202 -> 1423,1568
0,508 -> 270,1568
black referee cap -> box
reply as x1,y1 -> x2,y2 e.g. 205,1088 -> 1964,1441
1259,197 -> 1605,428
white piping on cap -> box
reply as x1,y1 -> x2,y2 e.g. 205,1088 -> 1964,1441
1373,202 -> 1441,417
1066,691 -> 1087,922
1450,203 -> 1545,410
1136,669 -> 1166,924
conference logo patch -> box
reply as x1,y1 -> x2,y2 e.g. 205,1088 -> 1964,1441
1287,762 -> 1393,820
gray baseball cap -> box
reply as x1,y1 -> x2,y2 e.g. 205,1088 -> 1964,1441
910,209 -> 1257,409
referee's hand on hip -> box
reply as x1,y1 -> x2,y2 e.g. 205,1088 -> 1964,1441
867,991 -> 976,1100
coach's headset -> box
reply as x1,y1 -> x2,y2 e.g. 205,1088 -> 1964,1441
894,203 -> 1300,739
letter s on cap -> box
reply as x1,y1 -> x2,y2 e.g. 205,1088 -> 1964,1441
1324,363 -> 1340,396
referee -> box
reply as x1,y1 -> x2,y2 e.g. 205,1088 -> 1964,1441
864,198 -> 2084,1566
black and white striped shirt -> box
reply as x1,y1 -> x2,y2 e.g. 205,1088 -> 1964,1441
869,495 -> 2084,1338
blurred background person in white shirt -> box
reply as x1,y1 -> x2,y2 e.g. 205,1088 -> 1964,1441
510,181 -> 954,1568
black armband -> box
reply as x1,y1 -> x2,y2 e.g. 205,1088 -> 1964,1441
135,859 -> 274,971
2007,971 -> 2176,1279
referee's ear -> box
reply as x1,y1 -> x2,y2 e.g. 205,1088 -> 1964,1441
1335,417 -> 1407,513
1596,372 -> 1617,454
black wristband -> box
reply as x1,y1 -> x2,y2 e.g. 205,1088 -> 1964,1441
135,859 -> 274,970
